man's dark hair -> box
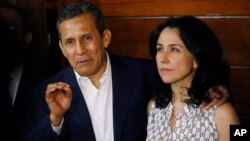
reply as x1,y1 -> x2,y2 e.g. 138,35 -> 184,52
56,2 -> 106,39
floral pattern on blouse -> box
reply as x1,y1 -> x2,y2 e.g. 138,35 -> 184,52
146,102 -> 218,141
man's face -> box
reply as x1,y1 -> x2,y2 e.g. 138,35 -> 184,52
59,13 -> 111,78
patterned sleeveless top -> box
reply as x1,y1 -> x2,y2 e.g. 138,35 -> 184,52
146,102 -> 218,141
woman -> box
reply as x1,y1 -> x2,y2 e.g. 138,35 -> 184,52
146,16 -> 240,141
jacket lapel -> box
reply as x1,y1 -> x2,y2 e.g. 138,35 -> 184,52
110,55 -> 132,141
62,68 -> 96,140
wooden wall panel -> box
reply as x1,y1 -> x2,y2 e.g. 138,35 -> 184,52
205,18 -> 250,66
231,67 -> 250,124
99,0 -> 250,16
106,17 -> 250,65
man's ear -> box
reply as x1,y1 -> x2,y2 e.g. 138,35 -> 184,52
25,32 -> 32,48
103,29 -> 111,49
59,40 -> 67,58
193,60 -> 198,70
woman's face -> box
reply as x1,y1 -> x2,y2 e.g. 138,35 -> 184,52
156,27 -> 197,87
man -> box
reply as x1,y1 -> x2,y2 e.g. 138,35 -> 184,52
28,2 -> 227,141
0,2 -> 46,141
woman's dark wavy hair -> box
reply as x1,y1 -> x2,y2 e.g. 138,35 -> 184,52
56,2 -> 106,39
149,16 -> 232,108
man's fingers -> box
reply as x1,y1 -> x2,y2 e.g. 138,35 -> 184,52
203,98 -> 219,109
47,82 -> 70,91
215,86 -> 229,106
219,86 -> 229,99
64,88 -> 72,99
199,102 -> 207,108
209,88 -> 222,99
216,94 -> 228,106
46,82 -> 71,102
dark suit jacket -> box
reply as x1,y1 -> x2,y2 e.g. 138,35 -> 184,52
28,54 -> 158,141
1,61 -> 47,141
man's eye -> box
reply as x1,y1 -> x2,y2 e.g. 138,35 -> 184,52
82,35 -> 92,41
65,40 -> 73,45
84,36 -> 90,40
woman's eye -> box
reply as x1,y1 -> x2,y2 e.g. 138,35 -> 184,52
156,46 -> 163,52
170,47 -> 180,53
